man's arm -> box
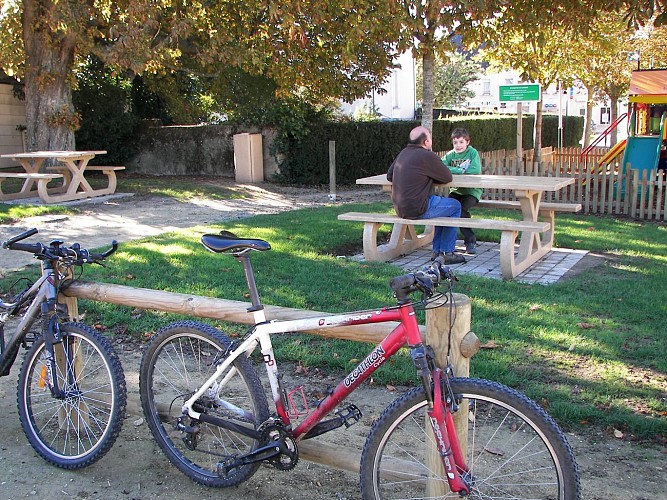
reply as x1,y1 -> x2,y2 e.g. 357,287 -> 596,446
429,154 -> 453,183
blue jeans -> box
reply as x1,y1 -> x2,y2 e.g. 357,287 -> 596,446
419,195 -> 461,253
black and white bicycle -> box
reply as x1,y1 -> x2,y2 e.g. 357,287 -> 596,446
1,228 -> 126,469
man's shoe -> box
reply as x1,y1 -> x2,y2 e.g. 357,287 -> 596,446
465,242 -> 477,255
430,251 -> 444,261
444,252 -> 466,265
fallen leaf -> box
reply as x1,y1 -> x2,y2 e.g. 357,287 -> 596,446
386,384 -> 396,392
133,417 -> 144,426
529,304 -> 541,311
577,322 -> 595,329
614,429 -> 624,439
295,362 -> 309,375
484,446 -> 505,456
480,340 -> 500,349
586,226 -> 595,231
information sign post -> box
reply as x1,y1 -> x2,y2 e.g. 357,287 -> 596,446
499,84 -> 542,167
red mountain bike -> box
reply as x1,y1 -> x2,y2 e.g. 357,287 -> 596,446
139,231 -> 580,499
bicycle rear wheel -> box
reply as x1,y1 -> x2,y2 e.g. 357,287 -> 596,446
360,377 -> 580,499
17,322 -> 126,469
139,320 -> 269,487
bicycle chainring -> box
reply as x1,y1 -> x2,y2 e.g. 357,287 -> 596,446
262,424 -> 299,471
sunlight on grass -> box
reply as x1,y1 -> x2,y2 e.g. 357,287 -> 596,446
0,203 -> 75,223
2,196 -> 665,440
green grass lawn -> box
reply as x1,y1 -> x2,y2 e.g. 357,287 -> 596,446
1,179 -> 665,441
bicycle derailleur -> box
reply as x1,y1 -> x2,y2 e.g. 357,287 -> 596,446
216,418 -> 298,478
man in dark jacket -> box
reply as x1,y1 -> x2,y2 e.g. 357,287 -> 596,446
387,126 -> 466,264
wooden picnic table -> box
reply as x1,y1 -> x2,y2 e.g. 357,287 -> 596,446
352,173 -> 576,279
0,150 -> 124,203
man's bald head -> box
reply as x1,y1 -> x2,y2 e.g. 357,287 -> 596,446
408,126 -> 432,148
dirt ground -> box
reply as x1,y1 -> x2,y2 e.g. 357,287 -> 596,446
0,345 -> 666,500
1,179 -> 666,498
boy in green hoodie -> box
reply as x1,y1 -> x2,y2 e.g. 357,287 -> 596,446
441,128 -> 482,254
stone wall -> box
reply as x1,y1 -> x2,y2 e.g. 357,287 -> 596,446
127,122 -> 279,178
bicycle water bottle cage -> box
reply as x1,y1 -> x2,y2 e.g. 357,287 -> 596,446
201,231 -> 271,253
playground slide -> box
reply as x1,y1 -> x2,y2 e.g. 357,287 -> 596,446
598,139 -> 626,165
621,135 -> 662,173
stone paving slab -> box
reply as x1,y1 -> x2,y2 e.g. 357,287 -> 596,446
357,241 -> 588,285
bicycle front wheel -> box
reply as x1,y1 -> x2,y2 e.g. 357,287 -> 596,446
17,322 -> 127,469
139,321 -> 269,487
360,377 -> 580,499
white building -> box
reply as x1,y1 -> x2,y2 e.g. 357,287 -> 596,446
339,51 -> 417,120
464,70 -> 627,144
0,72 -> 26,168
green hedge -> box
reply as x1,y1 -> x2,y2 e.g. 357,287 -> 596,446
275,115 -> 583,185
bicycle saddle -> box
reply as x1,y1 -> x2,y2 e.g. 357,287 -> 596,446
201,231 -> 271,253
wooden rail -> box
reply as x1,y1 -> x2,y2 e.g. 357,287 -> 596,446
61,281 -> 478,479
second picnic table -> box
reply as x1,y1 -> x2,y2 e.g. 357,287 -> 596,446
342,173 -> 578,279
0,150 -> 125,203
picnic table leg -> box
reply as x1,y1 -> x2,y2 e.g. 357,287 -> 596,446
500,190 -> 553,279
61,157 -> 95,196
17,158 -> 45,196
362,222 -> 434,262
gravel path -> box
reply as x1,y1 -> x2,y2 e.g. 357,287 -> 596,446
0,182 -> 385,276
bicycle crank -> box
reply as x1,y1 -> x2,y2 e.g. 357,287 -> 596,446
216,424 -> 298,477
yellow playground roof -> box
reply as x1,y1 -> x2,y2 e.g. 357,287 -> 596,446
628,69 -> 667,103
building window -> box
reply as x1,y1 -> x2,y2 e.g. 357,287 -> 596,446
600,107 -> 611,124
482,80 -> 491,96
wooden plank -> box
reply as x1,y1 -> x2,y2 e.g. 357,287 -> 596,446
600,165 -> 608,214
655,170 -> 665,220
64,281 -> 427,343
477,200 -> 582,213
337,212 -> 550,232
356,173 -> 575,192
0,172 -> 62,179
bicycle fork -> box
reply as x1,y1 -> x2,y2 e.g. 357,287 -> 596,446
412,345 -> 471,495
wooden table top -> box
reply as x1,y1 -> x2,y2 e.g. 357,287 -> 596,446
1,150 -> 106,160
356,173 -> 574,192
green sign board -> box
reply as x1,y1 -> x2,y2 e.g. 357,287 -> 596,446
499,84 -> 541,102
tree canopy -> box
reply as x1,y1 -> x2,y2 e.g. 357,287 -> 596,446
1,0 -> 666,152
0,0 -> 403,150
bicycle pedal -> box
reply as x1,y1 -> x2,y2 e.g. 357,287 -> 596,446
337,404 -> 362,428
302,404 -> 362,439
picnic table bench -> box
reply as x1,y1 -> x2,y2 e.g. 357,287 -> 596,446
0,151 -> 124,203
0,172 -> 65,201
338,212 -> 551,279
346,174 -> 577,280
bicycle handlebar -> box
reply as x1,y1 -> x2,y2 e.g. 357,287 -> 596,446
2,228 -> 118,266
390,257 -> 455,304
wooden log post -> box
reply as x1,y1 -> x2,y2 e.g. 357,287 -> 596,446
424,293 -> 479,496
329,140 -> 336,202
62,282 -> 478,476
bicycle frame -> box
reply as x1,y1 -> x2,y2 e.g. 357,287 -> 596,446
183,302 -> 422,439
180,244 -> 472,494
0,262 -> 63,383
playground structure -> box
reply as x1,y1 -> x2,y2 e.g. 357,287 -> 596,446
584,69 -> 667,176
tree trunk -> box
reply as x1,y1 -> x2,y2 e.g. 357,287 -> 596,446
421,50 -> 435,134
609,97 -> 619,146
534,102 -> 543,164
583,84 -> 595,149
22,0 -> 77,157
